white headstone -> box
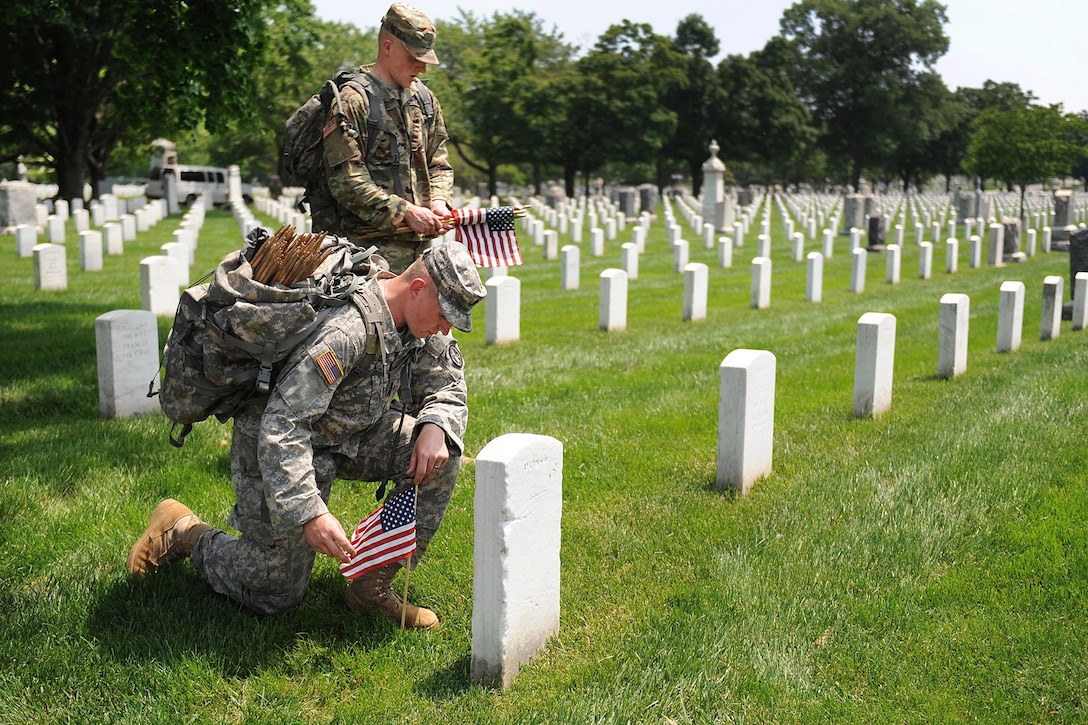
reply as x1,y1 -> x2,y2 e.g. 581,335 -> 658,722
140,255 -> 180,316
997,281 -> 1025,353
605,217 -> 616,242
673,239 -> 689,273
542,230 -> 558,261
632,226 -> 646,253
806,252 -> 823,303
160,241 -> 190,287
1074,272 -> 1088,332
15,224 -> 36,258
885,244 -> 901,284
54,198 -> 69,221
750,257 -> 771,309
47,215 -> 65,244
589,228 -> 604,258
471,433 -> 562,689
717,349 -> 776,495
103,223 -> 124,255
969,235 -> 981,268
560,245 -> 580,290
683,263 -> 708,322
850,227 -> 862,252
599,269 -> 627,332
938,293 -> 970,378
822,228 -> 834,258
718,236 -> 733,268
1040,276 -> 1063,341
72,208 -> 90,233
757,234 -> 771,258
621,242 -> 639,280
173,228 -> 196,265
95,309 -> 161,418
987,223 -> 1005,266
792,232 -> 805,262
851,247 -> 867,294
485,276 -> 520,345
854,312 -> 896,418
945,238 -> 958,274
79,230 -> 103,272
1026,228 -> 1037,257
918,241 -> 933,279
33,244 -> 67,290
121,214 -> 137,241
1070,271 -> 1088,333
703,223 -> 715,250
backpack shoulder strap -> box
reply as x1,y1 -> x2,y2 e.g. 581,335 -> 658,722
411,79 -> 434,124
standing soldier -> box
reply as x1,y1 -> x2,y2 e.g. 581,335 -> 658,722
309,3 -> 453,273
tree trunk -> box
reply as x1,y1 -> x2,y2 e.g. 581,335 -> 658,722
563,163 -> 576,198
487,161 -> 498,199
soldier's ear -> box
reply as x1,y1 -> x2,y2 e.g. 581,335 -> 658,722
408,277 -> 428,296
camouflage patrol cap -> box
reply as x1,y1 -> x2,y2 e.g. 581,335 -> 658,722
422,242 -> 486,332
382,3 -> 440,65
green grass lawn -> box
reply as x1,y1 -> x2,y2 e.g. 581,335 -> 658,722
1,200 -> 1085,724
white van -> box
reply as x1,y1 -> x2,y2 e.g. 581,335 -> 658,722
147,165 -> 245,206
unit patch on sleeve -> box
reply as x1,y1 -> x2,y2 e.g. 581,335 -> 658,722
314,347 -> 344,385
447,340 -> 464,369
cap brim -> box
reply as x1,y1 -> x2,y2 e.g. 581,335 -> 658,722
438,295 -> 471,332
405,44 -> 440,65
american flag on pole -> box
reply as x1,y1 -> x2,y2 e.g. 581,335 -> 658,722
339,487 -> 416,580
452,206 -> 523,268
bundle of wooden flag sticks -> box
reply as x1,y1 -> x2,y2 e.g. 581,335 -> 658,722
249,225 -> 333,286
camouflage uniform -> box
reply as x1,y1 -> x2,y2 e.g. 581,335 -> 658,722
190,276 -> 468,615
310,66 -> 453,274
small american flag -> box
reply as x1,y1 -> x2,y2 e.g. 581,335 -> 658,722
339,487 -> 417,580
453,206 -> 523,268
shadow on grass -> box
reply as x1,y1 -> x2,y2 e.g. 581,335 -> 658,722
414,653 -> 476,699
86,566 -> 397,678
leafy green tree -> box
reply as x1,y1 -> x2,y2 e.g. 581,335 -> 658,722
780,0 -> 950,189
952,80 -> 1036,189
0,0 -> 275,200
442,12 -> 572,197
884,72 -> 964,191
659,14 -> 723,195
716,38 -> 820,187
555,21 -> 679,195
964,104 -> 1085,218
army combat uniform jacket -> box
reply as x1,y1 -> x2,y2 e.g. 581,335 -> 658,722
230,275 -> 467,542
313,66 -> 454,252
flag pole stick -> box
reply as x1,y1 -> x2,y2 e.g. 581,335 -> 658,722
400,482 -> 420,629
400,559 -> 411,629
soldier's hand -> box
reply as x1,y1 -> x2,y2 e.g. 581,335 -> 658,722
302,513 -> 356,563
407,422 -> 450,485
403,204 -> 445,238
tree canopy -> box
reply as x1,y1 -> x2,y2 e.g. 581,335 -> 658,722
4,1 -> 1086,199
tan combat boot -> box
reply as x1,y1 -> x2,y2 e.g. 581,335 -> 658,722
126,499 -> 214,576
344,565 -> 439,630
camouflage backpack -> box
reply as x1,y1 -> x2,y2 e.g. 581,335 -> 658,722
281,69 -> 434,199
152,227 -> 386,447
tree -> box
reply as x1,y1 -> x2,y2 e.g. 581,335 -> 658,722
557,22 -> 679,195
716,38 -> 820,187
884,72 -> 964,191
440,12 -> 572,197
0,0 -> 277,200
780,0 -> 950,189
659,15 -> 723,195
952,80 -> 1036,189
964,104 -> 1085,219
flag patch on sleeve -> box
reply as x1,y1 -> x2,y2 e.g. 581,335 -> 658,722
314,348 -> 344,385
